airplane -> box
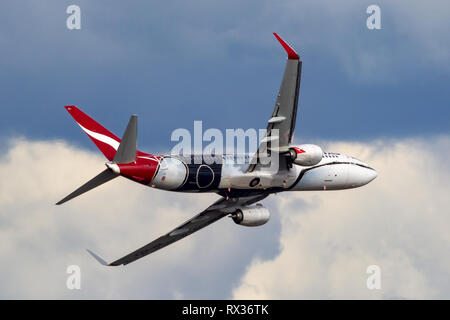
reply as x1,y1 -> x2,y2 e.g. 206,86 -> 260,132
57,33 -> 377,266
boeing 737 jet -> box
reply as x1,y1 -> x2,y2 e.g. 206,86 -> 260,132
57,33 -> 377,266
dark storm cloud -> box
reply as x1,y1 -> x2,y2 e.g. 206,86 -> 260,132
0,0 -> 449,150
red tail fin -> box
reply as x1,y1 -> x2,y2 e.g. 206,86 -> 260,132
65,106 -> 121,161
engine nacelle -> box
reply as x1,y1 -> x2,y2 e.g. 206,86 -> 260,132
289,144 -> 323,166
232,204 -> 270,227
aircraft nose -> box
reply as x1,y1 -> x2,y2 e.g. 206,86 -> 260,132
347,164 -> 377,188
364,168 -> 377,184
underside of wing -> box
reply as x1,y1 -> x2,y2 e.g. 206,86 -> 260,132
87,194 -> 268,266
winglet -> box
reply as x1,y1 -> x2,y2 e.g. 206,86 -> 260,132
86,249 -> 114,266
273,33 -> 299,60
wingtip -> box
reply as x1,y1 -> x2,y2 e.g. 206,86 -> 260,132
56,197 -> 67,205
64,105 -> 76,111
86,249 -> 113,266
273,33 -> 299,60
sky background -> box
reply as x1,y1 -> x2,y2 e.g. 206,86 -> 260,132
0,0 -> 449,299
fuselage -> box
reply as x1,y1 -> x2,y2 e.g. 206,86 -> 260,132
127,151 -> 377,197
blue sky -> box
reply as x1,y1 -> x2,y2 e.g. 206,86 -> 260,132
1,1 -> 449,153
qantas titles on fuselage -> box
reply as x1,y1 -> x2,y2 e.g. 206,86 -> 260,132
57,33 -> 377,266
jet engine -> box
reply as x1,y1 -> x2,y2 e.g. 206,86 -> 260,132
231,204 -> 270,227
289,144 -> 323,166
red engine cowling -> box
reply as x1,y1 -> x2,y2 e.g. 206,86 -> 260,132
289,144 -> 323,166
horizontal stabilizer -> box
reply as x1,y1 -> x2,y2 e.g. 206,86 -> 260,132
86,249 -> 112,266
56,169 -> 118,205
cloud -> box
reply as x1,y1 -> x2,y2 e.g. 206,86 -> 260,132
250,0 -> 450,82
0,137 -> 281,299
0,135 -> 449,299
1,1 -> 449,79
232,135 -> 450,299
1,0 -> 448,145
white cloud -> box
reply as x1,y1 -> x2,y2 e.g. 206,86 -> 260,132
0,136 -> 449,299
0,137 -> 280,299
233,136 -> 450,299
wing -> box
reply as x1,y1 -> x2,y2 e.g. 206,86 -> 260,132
87,194 -> 268,266
247,33 -> 302,172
